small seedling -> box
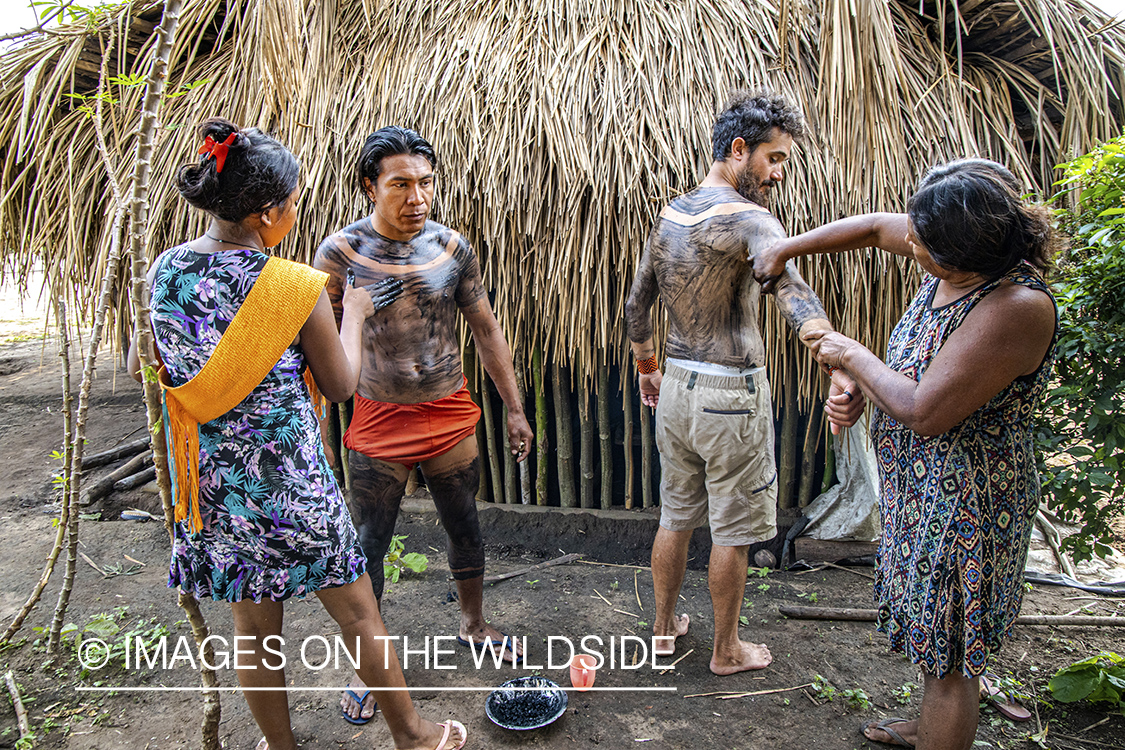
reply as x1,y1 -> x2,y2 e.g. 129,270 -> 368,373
383,535 -> 429,583
739,615 -> 749,626
757,583 -> 770,592
526,579 -> 539,589
609,580 -> 619,591
892,681 -> 920,705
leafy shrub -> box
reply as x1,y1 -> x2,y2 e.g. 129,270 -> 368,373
1036,139 -> 1125,561
1048,652 -> 1125,715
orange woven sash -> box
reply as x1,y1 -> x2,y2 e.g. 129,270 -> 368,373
160,257 -> 328,534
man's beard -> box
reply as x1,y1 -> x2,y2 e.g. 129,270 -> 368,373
735,168 -> 774,208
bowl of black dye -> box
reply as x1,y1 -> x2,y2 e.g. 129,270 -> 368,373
485,675 -> 568,730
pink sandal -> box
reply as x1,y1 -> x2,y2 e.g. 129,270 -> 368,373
432,719 -> 467,750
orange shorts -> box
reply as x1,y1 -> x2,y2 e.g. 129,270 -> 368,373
343,382 -> 482,467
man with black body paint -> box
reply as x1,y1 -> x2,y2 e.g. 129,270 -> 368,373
625,91 -> 864,675
315,126 -> 533,722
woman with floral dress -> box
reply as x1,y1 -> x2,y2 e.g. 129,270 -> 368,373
129,117 -> 466,750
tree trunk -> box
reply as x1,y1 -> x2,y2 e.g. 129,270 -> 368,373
46,298 -> 76,654
597,364 -> 612,509
552,364 -> 576,508
125,2 -> 221,746
532,346 -> 549,505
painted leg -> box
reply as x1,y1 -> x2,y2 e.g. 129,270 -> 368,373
709,543 -> 771,674
341,450 -> 409,721
422,437 -> 520,662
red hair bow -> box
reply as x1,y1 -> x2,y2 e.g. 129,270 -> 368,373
197,132 -> 238,174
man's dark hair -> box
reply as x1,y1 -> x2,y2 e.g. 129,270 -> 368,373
908,158 -> 1058,279
175,117 -> 299,222
356,126 -> 438,193
711,91 -> 806,162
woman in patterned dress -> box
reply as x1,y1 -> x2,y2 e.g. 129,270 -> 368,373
754,159 -> 1059,750
128,118 -> 466,750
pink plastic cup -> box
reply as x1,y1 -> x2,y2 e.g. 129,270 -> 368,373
569,653 -> 597,691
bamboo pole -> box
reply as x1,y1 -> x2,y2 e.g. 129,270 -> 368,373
640,400 -> 654,508
514,359 -> 531,504
623,359 -> 634,509
124,2 -> 221,746
779,605 -> 1125,627
480,368 -> 503,504
797,400 -> 823,509
597,363 -> 612,509
552,363 -> 576,508
532,346 -> 548,506
578,377 -> 594,508
337,400 -> 351,491
46,298 -> 76,654
777,363 -> 800,510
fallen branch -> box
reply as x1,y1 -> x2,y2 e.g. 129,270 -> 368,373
484,553 -> 580,583
3,670 -> 30,740
1036,510 -> 1077,579
794,561 -> 875,581
114,466 -> 157,491
80,436 -> 151,471
578,560 -> 650,570
684,682 -> 812,699
82,451 -> 153,504
659,648 -> 693,674
779,605 -> 1125,627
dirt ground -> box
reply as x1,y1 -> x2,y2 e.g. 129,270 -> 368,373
0,337 -> 1123,750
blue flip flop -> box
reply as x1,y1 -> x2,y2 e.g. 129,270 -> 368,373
456,633 -> 519,664
340,689 -> 376,725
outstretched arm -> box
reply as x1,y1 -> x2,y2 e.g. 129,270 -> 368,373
624,237 -> 662,407
754,213 -> 912,292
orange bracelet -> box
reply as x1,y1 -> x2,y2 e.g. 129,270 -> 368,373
637,356 -> 659,374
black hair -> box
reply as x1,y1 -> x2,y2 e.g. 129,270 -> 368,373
174,117 -> 299,222
908,158 -> 1058,279
355,126 -> 438,193
712,90 -> 806,162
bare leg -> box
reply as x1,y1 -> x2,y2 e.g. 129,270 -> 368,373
229,600 -> 294,750
341,450 -> 410,721
651,526 -> 692,655
708,543 -> 771,674
317,574 -> 465,750
422,436 -> 521,661
863,671 -> 979,749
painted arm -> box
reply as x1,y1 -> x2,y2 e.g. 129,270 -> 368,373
805,283 -> 1055,435
461,296 -> 533,461
753,213 -> 913,292
624,236 -> 662,407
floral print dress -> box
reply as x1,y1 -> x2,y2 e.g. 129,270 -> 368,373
871,261 -> 1055,678
150,245 -> 366,602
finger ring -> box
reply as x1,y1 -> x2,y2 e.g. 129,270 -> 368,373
843,389 -> 853,402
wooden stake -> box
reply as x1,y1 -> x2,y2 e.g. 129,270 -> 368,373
640,401 -> 654,508
532,346 -> 549,506
552,363 -> 576,508
623,352 -> 634,509
480,368 -> 503,504
578,377 -> 594,508
597,363 -> 612,509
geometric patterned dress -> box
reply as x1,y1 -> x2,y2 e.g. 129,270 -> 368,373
871,261 -> 1055,678
150,245 -> 367,602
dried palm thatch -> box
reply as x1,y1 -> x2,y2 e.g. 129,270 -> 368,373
0,0 -> 1122,399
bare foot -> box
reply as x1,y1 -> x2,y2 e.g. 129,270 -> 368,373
709,640 -> 772,675
339,678 -> 377,723
460,623 -> 521,664
653,613 -> 690,656
862,717 -> 918,748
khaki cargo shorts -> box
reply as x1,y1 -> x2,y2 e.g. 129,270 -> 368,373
655,362 -> 777,546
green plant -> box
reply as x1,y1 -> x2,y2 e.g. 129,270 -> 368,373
797,591 -> 819,603
609,580 -> 619,590
757,583 -> 770,592
383,535 -> 428,583
526,579 -> 539,589
1048,651 -> 1125,715
892,681 -> 920,705
812,674 -> 873,711
1037,140 -> 1125,561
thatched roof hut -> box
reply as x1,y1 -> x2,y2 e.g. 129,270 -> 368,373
1,0 -> 1123,507
2,0 -> 1122,372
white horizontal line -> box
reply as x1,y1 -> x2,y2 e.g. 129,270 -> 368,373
75,686 -> 677,693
